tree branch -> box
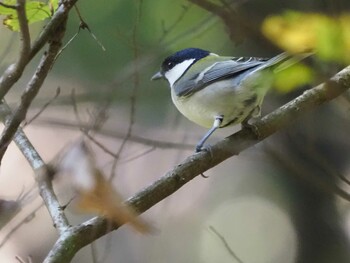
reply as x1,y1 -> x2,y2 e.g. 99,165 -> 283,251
43,66 -> 350,263
17,0 -> 31,61
0,0 -> 79,101
0,101 -> 70,234
0,15 -> 68,162
0,2 -> 16,9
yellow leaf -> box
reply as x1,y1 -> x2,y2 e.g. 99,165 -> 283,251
76,169 -> 152,234
273,63 -> 314,93
262,12 -> 350,63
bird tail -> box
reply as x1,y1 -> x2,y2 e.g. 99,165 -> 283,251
267,52 -> 313,73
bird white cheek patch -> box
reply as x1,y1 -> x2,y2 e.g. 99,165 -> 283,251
165,59 -> 195,87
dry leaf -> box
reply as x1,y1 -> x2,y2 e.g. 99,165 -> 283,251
76,168 -> 151,234
55,140 -> 152,234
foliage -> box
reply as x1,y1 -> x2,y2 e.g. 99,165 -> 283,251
273,63 -> 314,92
0,0 -> 58,31
262,11 -> 350,63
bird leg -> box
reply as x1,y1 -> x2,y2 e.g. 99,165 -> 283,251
195,115 -> 223,152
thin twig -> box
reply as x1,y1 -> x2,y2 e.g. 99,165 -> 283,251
74,4 -> 106,51
70,89 -> 120,160
23,86 -> 61,127
84,132 -> 119,159
55,6 -> 106,63
15,255 -> 33,263
118,146 -> 155,164
159,3 -> 191,43
209,226 -> 244,263
0,2 -> 16,9
33,118 -> 210,151
263,144 -> 350,202
109,0 -> 143,180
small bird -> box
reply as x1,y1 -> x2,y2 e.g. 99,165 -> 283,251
152,48 -> 304,152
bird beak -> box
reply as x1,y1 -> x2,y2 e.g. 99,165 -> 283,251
151,71 -> 163,81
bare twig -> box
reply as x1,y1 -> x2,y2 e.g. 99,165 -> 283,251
74,5 -> 106,51
118,146 -> 155,164
15,255 -> 33,263
159,3 -> 191,43
23,86 -> 61,127
0,2 -> 16,9
34,119 -> 195,150
43,66 -> 350,263
84,132 -> 119,159
70,89 -> 121,160
55,5 -> 106,63
0,18 -> 67,162
109,0 -> 143,179
209,226 -> 244,263
263,144 -> 350,202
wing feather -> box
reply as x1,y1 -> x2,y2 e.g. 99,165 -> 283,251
174,52 -> 292,97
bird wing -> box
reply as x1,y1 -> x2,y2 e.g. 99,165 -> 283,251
173,53 -> 291,97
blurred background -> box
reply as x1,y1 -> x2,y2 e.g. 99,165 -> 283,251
1,0 -> 350,262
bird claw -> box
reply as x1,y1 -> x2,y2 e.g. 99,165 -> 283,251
195,145 -> 205,153
241,121 -> 260,139
195,144 -> 213,157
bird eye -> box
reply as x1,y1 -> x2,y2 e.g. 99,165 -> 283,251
167,61 -> 174,69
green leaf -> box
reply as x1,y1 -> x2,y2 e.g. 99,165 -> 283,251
0,0 -> 16,15
0,0 -> 59,31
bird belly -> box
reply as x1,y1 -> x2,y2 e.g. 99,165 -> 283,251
171,79 -> 264,128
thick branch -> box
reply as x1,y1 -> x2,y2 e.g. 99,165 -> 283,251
43,67 -> 350,263
0,102 -> 70,233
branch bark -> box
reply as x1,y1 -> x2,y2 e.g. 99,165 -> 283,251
42,66 -> 350,263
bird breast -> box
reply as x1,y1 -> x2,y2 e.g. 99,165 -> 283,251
171,79 -> 263,128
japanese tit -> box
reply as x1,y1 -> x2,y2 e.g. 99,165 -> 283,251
152,48 -> 304,152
